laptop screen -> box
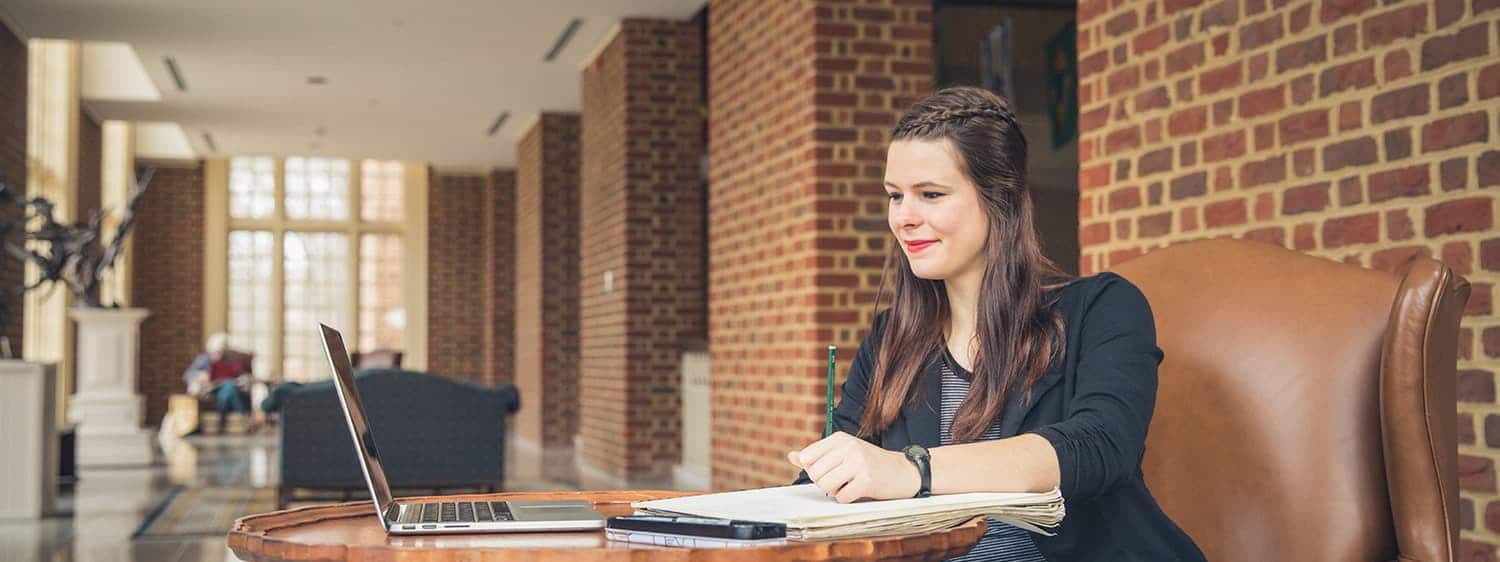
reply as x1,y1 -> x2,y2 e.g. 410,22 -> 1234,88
319,324 -> 396,522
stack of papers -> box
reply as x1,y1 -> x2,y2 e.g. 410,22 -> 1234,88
633,484 -> 1064,541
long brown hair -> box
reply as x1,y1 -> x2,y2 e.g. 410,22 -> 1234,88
858,86 -> 1073,443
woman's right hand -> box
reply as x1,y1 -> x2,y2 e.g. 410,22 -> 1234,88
788,431 -> 921,503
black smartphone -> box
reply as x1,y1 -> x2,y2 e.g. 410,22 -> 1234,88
605,515 -> 787,548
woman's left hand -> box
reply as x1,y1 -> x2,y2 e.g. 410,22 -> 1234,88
787,432 -> 920,503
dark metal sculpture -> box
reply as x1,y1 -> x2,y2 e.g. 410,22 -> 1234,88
0,167 -> 155,321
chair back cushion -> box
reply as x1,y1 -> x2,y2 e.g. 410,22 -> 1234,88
1113,239 -> 1400,561
352,349 -> 403,370
222,349 -> 254,376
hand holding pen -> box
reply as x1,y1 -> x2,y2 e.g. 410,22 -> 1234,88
824,344 -> 836,438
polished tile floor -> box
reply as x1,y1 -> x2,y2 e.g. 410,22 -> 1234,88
0,428 -> 576,562
0,431 -> 274,562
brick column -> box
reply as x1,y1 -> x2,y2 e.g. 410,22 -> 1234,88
132,164 -> 205,423
577,19 -> 706,488
1075,0 -> 1498,552
426,169 -> 513,388
427,171 -> 487,382
514,113 -> 582,482
0,25 -> 24,351
707,0 -> 934,490
483,169 -> 516,388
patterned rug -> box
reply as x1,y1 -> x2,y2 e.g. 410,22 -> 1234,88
132,486 -> 277,540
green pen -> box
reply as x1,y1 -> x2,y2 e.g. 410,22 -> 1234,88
824,344 -> 837,438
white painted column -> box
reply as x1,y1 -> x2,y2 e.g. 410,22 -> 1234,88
401,161 -> 429,371
24,38 -> 80,429
202,158 -> 228,344
98,120 -> 135,308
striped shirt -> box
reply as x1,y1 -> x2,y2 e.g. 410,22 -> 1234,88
939,349 -> 1047,562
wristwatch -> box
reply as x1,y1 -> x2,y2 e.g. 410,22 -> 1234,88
901,444 -> 932,498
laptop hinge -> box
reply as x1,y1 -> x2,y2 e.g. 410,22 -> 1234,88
384,502 -> 401,523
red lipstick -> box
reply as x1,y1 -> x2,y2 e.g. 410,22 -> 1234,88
905,240 -> 936,253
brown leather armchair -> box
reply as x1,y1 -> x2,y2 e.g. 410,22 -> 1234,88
1114,239 -> 1466,562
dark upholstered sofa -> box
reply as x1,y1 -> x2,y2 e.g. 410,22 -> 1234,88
276,368 -> 519,508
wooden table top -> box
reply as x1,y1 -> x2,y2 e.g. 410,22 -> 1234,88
227,490 -> 987,561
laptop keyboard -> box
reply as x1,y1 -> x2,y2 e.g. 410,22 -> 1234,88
406,501 -> 514,524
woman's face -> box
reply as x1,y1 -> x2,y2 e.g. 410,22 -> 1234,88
884,138 -> 989,283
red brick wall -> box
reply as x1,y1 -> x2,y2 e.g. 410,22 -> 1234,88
1074,0 -> 1498,552
133,164 -> 204,425
427,172 -> 487,382
0,25 -> 24,351
515,114 -> 582,450
483,169 -> 516,388
579,18 -> 705,484
707,0 -> 934,490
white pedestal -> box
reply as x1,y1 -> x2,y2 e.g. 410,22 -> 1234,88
0,360 -> 58,519
68,307 -> 156,467
674,351 -> 711,490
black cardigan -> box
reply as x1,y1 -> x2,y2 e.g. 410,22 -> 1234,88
823,272 -> 1205,561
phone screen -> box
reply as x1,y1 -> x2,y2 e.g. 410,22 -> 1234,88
606,516 -> 786,540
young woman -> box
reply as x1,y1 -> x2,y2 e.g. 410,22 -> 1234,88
788,86 -> 1205,561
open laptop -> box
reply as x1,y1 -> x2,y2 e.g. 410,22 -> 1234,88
318,323 -> 606,534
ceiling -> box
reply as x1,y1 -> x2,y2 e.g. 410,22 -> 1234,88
0,0 -> 706,169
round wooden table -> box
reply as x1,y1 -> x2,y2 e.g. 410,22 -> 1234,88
227,490 -> 987,561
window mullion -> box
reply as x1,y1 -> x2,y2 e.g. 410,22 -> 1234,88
356,222 -> 402,233
280,219 -> 353,232
228,218 -> 276,230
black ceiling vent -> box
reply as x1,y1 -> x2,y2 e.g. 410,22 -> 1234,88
164,56 -> 188,91
544,18 -> 583,62
487,112 -> 510,137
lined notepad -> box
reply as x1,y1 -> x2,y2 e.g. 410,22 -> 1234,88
633,484 -> 1064,541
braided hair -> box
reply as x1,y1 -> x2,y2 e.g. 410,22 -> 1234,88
891,88 -> 1019,138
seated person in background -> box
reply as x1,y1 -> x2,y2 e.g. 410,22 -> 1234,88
182,332 -> 257,433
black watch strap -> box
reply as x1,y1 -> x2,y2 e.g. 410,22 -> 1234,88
902,445 -> 932,498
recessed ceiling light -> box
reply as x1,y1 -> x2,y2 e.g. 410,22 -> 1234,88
307,76 -> 327,85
